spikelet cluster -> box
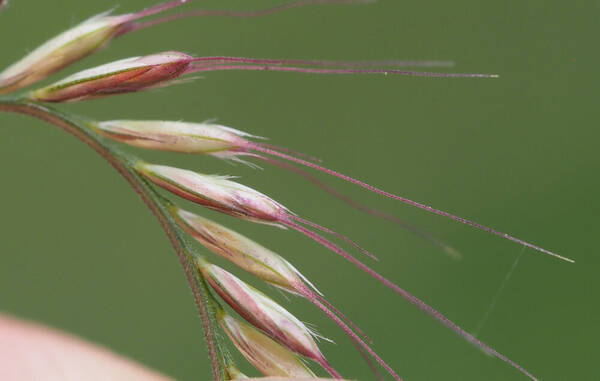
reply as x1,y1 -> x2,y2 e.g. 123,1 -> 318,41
0,1 -> 560,380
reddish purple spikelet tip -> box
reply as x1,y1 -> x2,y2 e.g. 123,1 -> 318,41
30,52 -> 193,102
135,161 -> 289,224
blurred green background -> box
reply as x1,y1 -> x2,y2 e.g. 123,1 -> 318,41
0,1 -> 596,380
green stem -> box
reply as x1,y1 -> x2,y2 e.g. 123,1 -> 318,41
0,99 -> 226,381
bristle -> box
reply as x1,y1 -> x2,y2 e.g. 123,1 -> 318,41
317,359 -> 343,379
129,0 -> 376,33
281,219 -> 537,381
250,143 -> 572,263
310,291 -> 373,344
297,284 -> 372,344
131,0 -> 193,20
189,62 -> 497,78
291,215 -> 378,261
353,342 -> 385,381
303,287 -> 402,381
257,155 -> 461,259
258,142 -> 323,163
191,56 -> 454,70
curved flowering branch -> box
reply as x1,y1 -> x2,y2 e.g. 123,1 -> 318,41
0,99 -> 228,381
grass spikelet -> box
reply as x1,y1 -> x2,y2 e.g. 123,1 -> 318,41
197,259 -> 341,378
218,309 -> 317,378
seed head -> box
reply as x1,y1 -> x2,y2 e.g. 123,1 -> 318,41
30,52 -> 193,102
197,260 -> 329,366
136,162 -> 288,224
0,12 -> 133,94
218,309 -> 316,378
173,207 -> 317,293
93,120 -> 254,156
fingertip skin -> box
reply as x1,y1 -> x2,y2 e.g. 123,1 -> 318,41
0,313 -> 172,381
